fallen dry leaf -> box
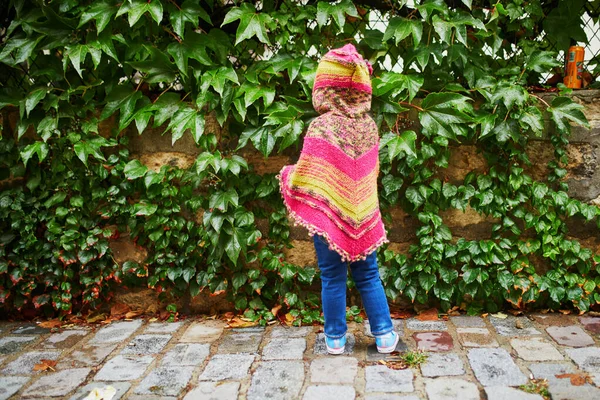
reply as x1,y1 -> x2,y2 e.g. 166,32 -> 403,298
284,313 -> 296,326
515,319 -> 524,329
110,303 -> 131,317
491,312 -> 508,319
390,310 -> 413,319
86,313 -> 107,323
33,359 -> 57,372
558,309 -> 572,315
124,310 -> 142,319
271,304 -> 282,318
556,373 -> 592,386
227,317 -> 259,329
38,319 -> 62,329
416,308 -> 439,321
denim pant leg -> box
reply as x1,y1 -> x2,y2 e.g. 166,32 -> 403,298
349,252 -> 394,336
313,235 -> 347,339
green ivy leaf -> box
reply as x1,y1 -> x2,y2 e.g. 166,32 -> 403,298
124,159 -> 148,180
373,72 -> 423,102
419,93 -> 472,140
170,0 -> 211,39
550,96 -> 591,133
74,137 -> 110,167
384,17 -> 423,47
79,0 -> 118,34
127,46 -> 177,84
380,131 -> 417,162
44,192 -> 67,208
20,142 -> 49,167
132,202 -> 158,216
24,88 -> 47,117
520,106 -> 544,136
526,51 -> 561,73
167,107 -> 205,145
221,3 -> 272,45
116,0 -> 163,27
100,86 -> 143,131
316,0 -> 358,30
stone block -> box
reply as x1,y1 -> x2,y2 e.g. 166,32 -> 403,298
145,322 -> 184,334
199,354 -> 255,381
310,357 -> 358,384
546,326 -> 595,347
364,319 -> 404,338
247,361 -> 304,400
0,376 -> 29,400
93,355 -> 153,381
121,334 -> 171,355
531,313 -> 576,326
510,337 -> 564,361
283,240 -> 317,266
365,365 -> 414,393
489,316 -> 541,336
364,397 -> 421,400
22,368 -> 91,397
109,239 -> 148,266
527,363 -> 575,386
406,319 -> 448,331
134,366 -> 195,397
218,333 -> 262,354
303,385 -> 355,400
366,339 -> 409,361
580,316 -> 600,334
484,386 -> 544,400
450,316 -> 487,328
467,348 -> 528,386
0,336 -> 37,355
183,382 -> 240,400
457,328 -> 499,348
58,344 -> 117,368
69,382 -> 131,400
139,152 -> 195,172
314,333 -> 355,355
270,326 -> 312,338
421,353 -> 465,377
424,378 -> 479,400
12,324 -> 50,335
565,347 -> 600,373
89,320 -> 143,344
413,332 -> 453,352
547,384 -> 600,400
180,321 -> 224,343
1,350 -> 61,375
42,330 -> 87,349
262,338 -> 306,360
161,344 -> 210,366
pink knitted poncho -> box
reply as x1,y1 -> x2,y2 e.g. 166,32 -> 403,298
278,44 -> 388,261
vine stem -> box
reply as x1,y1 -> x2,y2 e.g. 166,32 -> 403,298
399,101 -> 424,112
530,93 -> 551,109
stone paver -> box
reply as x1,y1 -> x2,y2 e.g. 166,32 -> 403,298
580,316 -> 600,334
58,343 -> 117,368
365,365 -> 414,393
528,362 -> 575,385
0,376 -> 29,400
424,378 -> 479,400
94,355 -> 153,381
420,353 -> 464,377
134,365 -> 195,396
468,348 -> 528,386
310,356 -> 358,384
180,321 -> 224,343
406,319 -> 448,331
457,328 -> 499,347
413,331 -> 453,351
145,322 -> 184,334
69,382 -> 131,400
450,316 -> 486,328
219,332 -> 262,353
184,382 -> 240,400
532,314 -> 576,326
199,354 -> 255,381
565,347 -> 600,373
11,324 -> 50,335
42,330 -> 87,349
0,336 -> 37,355
547,384 -> 600,400
271,326 -> 312,338
365,397 -> 421,400
303,385 -> 355,400
484,386 -> 544,400
546,325 -> 595,347
22,368 -> 91,397
263,338 -> 306,360
1,350 -> 61,375
121,334 -> 171,354
366,339 -> 409,361
247,361 -> 304,400
365,319 -> 404,337
89,320 -> 143,344
489,316 -> 541,336
510,337 -> 564,361
314,333 -> 355,355
161,343 -> 210,366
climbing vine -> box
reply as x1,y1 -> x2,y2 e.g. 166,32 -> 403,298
0,0 -> 599,320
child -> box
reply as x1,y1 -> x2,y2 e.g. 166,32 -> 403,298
279,43 -> 399,354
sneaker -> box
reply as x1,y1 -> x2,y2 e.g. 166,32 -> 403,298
325,335 -> 346,355
376,331 -> 399,353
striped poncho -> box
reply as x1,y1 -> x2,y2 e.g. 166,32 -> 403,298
278,44 -> 387,262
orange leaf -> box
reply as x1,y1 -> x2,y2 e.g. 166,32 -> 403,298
86,313 -> 107,323
33,359 -> 57,372
390,310 -> 413,319
271,304 -> 282,317
38,319 -> 62,329
556,373 -> 591,386
125,310 -> 142,319
110,303 -> 130,317
416,308 -> 439,321
227,317 -> 258,328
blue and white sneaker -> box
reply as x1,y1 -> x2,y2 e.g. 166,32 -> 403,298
325,335 -> 346,355
376,331 -> 399,353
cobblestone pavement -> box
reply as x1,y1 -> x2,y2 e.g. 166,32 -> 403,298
1,313 -> 600,399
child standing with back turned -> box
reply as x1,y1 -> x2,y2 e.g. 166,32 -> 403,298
279,43 -> 399,354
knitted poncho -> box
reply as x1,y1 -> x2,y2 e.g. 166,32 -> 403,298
278,44 -> 388,262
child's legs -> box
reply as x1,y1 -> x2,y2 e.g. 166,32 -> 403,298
313,235 -> 348,339
350,252 -> 393,336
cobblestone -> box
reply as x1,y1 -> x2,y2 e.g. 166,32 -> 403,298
183,382 -> 240,400
565,347 -> 600,373
450,316 -> 486,328
58,344 -> 117,368
510,337 -> 564,361
219,332 -> 262,353
0,336 -> 37,355
145,322 -> 184,334
457,327 -> 499,347
247,361 -> 304,400
424,378 -> 479,400
180,321 -> 224,343
310,356 -> 357,384
93,355 -> 153,381
11,324 -> 50,335
271,326 -> 312,338
121,334 -> 171,355
365,365 -> 414,393
579,316 -> 600,334
546,325 -> 595,347
161,343 -> 210,366
41,330 -> 87,349
303,385 -> 355,400
199,354 -> 255,381
69,382 -> 131,400
89,320 -> 143,344
0,376 -> 29,400
22,368 -> 90,397
468,348 -> 528,386
263,338 -> 306,360
489,316 -> 541,336
420,353 -> 464,377
413,331 -> 453,352
134,365 -> 195,396
406,319 -> 448,331
484,386 -> 544,400
1,350 -> 61,375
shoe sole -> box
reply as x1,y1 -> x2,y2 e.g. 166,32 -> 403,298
326,346 -> 345,355
377,333 -> 399,354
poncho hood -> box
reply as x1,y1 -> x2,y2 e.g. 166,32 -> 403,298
278,44 -> 387,262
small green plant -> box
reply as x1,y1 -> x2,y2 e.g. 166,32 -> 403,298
346,305 -> 364,323
398,350 -> 428,368
166,304 -> 178,323
519,379 -> 550,399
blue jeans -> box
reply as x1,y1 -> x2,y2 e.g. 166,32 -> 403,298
313,235 -> 393,339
